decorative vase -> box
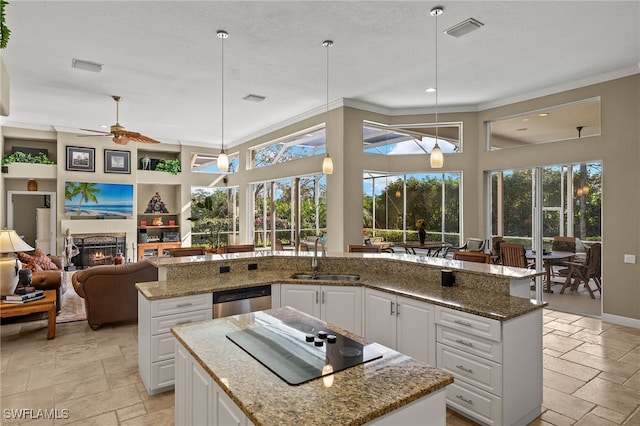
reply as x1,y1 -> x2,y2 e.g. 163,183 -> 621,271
418,227 -> 426,245
114,252 -> 125,265
27,179 -> 38,191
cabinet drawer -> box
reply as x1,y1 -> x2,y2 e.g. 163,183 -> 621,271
446,379 -> 502,426
151,358 -> 175,390
151,309 -> 211,335
435,306 -> 501,342
437,343 -> 502,395
151,333 -> 176,362
151,293 -> 212,316
437,326 -> 503,363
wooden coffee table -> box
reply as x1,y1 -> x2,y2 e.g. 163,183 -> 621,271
0,290 -> 57,339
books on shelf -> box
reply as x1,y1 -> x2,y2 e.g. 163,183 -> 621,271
1,290 -> 45,303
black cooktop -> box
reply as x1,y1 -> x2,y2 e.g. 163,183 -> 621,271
226,316 -> 382,385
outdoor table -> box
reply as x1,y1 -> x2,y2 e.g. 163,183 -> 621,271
393,242 -> 452,256
526,250 -> 575,293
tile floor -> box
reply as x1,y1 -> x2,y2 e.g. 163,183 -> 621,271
1,309 -> 639,425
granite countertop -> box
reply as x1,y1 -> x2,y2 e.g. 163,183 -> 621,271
171,306 -> 454,426
137,267 -> 546,321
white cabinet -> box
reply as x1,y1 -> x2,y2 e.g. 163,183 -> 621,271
175,329 -> 445,426
175,342 -> 254,426
138,292 -> 212,395
364,288 -> 436,366
435,306 -> 542,426
280,284 -> 362,335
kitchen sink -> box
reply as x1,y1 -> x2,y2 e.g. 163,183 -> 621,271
290,273 -> 360,281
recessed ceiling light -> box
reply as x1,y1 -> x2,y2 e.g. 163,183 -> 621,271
243,94 -> 266,103
538,113 -> 550,117
71,58 -> 103,73
444,18 -> 484,38
425,87 -> 436,93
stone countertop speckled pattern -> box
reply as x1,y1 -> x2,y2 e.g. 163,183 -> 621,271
171,306 -> 454,426
137,254 -> 546,321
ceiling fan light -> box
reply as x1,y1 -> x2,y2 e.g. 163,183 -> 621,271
322,154 -> 334,175
217,150 -> 229,172
444,17 -> 484,38
430,143 -> 444,168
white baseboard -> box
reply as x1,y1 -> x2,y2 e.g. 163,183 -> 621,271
601,313 -> 640,329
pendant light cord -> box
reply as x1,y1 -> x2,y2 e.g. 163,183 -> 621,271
221,33 -> 225,154
434,9 -> 439,147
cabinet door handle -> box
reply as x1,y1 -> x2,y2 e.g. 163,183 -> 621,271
316,291 -> 319,304
454,319 -> 472,327
456,395 -> 474,405
455,339 -> 474,347
390,301 -> 395,315
176,320 -> 192,325
396,303 -> 400,316
176,303 -> 193,308
456,365 -> 473,374
322,291 -> 325,305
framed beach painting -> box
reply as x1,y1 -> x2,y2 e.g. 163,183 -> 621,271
64,181 -> 134,218
66,146 -> 95,172
104,149 -> 131,174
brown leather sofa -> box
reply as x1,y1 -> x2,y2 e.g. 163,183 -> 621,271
72,260 -> 158,330
31,256 -> 66,313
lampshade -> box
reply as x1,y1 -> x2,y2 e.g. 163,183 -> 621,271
0,229 -> 34,296
430,143 -> 444,168
322,154 -> 334,175
217,150 -> 229,172
0,229 -> 34,253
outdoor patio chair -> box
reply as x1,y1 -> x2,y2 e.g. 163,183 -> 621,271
559,243 -> 602,299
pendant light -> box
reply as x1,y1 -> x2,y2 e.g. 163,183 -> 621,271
430,7 -> 444,169
217,30 -> 229,172
322,40 -> 334,175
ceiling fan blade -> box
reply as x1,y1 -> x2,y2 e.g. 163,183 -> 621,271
120,130 -> 160,144
78,128 -> 111,136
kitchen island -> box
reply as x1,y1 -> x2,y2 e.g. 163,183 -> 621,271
138,251 -> 546,425
172,306 -> 454,426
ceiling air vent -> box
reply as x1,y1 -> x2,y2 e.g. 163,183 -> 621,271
242,94 -> 266,103
71,58 -> 103,73
444,18 -> 484,38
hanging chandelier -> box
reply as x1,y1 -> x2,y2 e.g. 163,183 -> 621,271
322,40 -> 334,175
216,30 -> 229,172
430,7 -> 444,169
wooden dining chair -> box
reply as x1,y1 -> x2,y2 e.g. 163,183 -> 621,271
559,243 -> 602,299
348,245 -> 381,253
499,243 -> 529,268
490,236 -> 504,264
217,244 -> 255,254
169,247 -> 206,257
453,251 -> 491,264
551,236 -> 576,253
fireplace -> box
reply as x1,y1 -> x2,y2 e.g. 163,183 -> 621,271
71,235 -> 126,269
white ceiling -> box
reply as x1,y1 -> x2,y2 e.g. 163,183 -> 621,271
1,1 -> 639,149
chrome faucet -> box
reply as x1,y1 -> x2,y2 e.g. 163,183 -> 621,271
311,237 -> 326,273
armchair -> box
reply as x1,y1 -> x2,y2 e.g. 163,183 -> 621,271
72,260 -> 158,330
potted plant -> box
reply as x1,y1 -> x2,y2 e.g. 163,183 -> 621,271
1,151 -> 55,173
154,158 -> 181,175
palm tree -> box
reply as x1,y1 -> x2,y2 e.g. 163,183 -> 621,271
65,182 -> 101,215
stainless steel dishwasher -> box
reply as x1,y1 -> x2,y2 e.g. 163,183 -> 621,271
213,285 -> 272,318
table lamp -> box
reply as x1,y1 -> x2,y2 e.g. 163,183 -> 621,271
0,228 -> 35,296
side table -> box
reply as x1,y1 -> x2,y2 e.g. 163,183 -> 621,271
0,290 -> 57,339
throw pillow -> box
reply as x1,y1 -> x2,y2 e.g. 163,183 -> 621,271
17,251 -> 33,264
32,249 -> 59,270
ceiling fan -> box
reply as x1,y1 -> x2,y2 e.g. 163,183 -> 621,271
80,95 -> 160,145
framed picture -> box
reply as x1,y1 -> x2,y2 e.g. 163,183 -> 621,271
104,149 -> 131,174
66,146 -> 95,172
